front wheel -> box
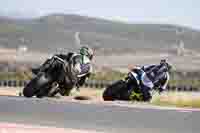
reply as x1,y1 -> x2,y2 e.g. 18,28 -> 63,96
23,73 -> 52,98
103,80 -> 127,101
23,77 -> 38,97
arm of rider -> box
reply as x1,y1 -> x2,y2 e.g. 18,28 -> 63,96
74,63 -> 82,74
158,72 -> 170,94
73,63 -> 91,91
77,73 -> 91,86
72,55 -> 92,76
141,65 -> 156,72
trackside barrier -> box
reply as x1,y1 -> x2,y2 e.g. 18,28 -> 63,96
0,80 -> 199,92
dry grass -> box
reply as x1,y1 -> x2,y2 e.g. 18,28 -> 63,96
151,91 -> 200,108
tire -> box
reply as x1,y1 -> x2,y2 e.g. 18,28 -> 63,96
59,87 -> 73,96
58,82 -> 74,96
23,73 -> 52,98
23,77 -> 38,97
103,80 -> 127,101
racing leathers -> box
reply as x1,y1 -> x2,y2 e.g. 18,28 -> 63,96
131,64 -> 170,101
32,52 -> 92,95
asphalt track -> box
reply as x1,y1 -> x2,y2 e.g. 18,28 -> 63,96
0,96 -> 198,133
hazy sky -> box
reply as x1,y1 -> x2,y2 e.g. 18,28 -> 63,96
1,0 -> 200,29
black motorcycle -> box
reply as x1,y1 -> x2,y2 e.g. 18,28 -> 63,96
103,69 -> 145,101
23,55 -> 78,98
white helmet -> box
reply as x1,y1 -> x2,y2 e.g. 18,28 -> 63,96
79,46 -> 94,60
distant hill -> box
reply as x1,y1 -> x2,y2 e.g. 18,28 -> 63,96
0,13 -> 200,53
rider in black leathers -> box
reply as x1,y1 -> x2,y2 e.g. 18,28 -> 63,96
32,46 -> 94,95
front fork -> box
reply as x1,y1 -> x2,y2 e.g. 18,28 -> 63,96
47,82 -> 59,97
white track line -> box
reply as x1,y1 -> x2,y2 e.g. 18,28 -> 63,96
0,123 -> 103,133
69,99 -> 200,112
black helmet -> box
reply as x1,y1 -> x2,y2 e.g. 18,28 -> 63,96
79,46 -> 94,60
160,59 -> 166,64
160,59 -> 172,72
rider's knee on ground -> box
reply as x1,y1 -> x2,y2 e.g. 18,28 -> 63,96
140,86 -> 152,102
142,93 -> 152,102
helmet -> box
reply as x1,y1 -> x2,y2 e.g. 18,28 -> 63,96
160,59 -> 172,72
79,46 -> 94,60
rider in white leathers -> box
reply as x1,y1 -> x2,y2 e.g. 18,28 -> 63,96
130,59 -> 172,101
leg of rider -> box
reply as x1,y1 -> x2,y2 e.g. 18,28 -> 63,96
140,73 -> 154,101
59,75 -> 75,96
140,85 -> 152,101
40,59 -> 52,71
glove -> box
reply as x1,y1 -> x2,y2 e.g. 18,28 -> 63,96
158,87 -> 164,94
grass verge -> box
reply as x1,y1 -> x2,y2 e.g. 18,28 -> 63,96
151,91 -> 200,108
